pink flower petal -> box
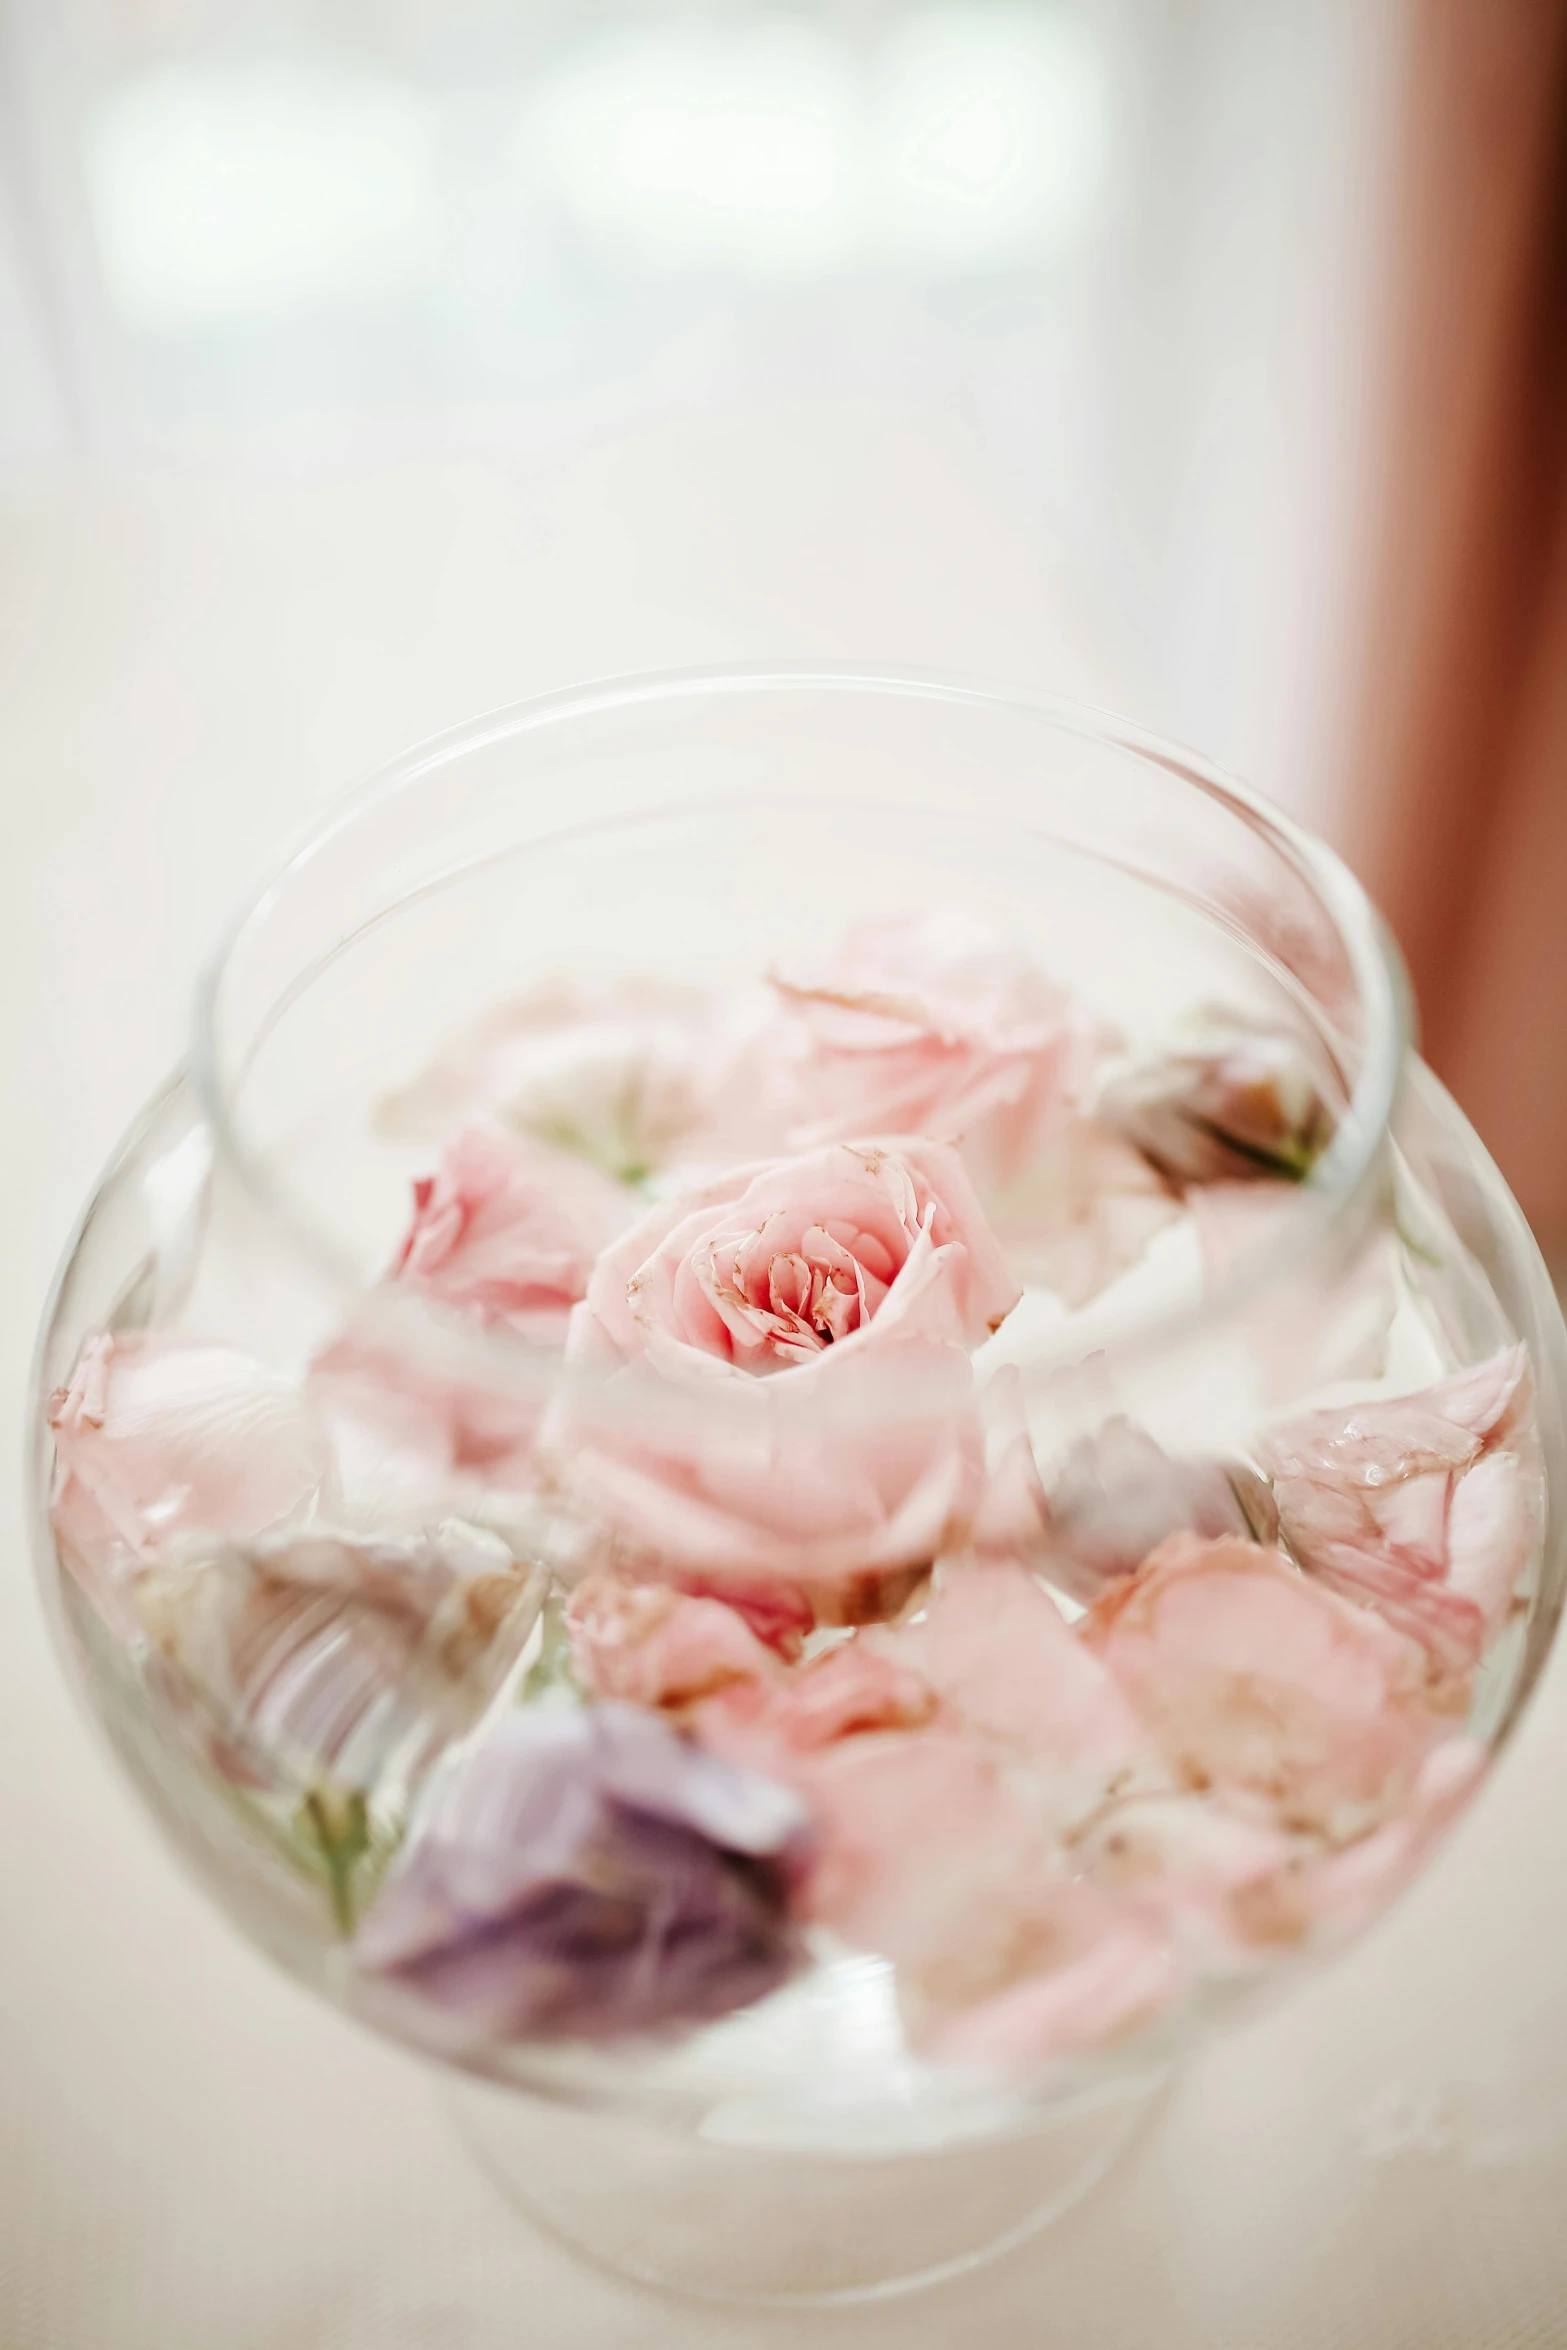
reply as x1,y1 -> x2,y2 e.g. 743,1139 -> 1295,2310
1445,1448 -> 1539,1632
566,1576 -> 784,1710
1362,1468 -> 1454,1576
1254,1345 -> 1530,1489
765,910 -> 1095,1196
1037,1417 -> 1278,1602
1260,1347 -> 1538,1670
389,1124 -> 629,1346
49,1333 -> 329,1572
1291,1545 -> 1486,1690
309,1127 -> 631,1496
867,1560 -> 1152,1776
1087,1535 -> 1442,1837
379,977 -> 719,1180
1073,1792 -> 1301,1962
781,1729 -> 1053,1999
1424,1344 -> 1534,1449
1097,1023 -> 1333,1187
1265,1738 -> 1487,1942
925,1914 -> 1181,2071
692,1644 -> 938,1769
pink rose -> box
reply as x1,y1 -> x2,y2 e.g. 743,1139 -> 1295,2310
379,978 -> 723,1181
589,1135 -> 1019,1366
389,1125 -> 629,1348
1086,1534 -> 1447,1837
1096,1019 -> 1334,1188
313,1127 -> 628,1487
49,1333 -> 329,1617
764,912 -> 1098,1195
546,1139 -> 1021,1622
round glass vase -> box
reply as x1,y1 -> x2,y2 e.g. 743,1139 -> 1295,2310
29,669 -> 1567,2306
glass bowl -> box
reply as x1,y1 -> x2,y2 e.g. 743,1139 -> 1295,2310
30,669 -> 1567,2303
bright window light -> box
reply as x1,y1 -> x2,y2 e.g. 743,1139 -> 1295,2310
83,8 -> 1112,322
521,6 -> 1110,278
520,23 -> 859,276
873,6 -> 1111,267
85,63 -> 439,327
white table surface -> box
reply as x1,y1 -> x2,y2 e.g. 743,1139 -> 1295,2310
5,433 -> 1567,2350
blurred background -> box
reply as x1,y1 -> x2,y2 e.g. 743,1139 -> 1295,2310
4,0 -> 1564,1254
6,8 -> 1567,2346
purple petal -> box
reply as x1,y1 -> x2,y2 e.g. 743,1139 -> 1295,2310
355,1704 -> 810,2043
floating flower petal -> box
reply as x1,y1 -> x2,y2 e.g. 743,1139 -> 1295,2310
764,910 -> 1097,1195
1086,1534 -> 1445,1837
50,1333 -> 329,1612
354,1704 -> 810,2043
1098,1020 -> 1334,1188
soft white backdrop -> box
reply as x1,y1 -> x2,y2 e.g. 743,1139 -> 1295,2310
2,0 -> 1398,812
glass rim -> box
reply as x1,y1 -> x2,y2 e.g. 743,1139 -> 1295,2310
188,661 -> 1411,1390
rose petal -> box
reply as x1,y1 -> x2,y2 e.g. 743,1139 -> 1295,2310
1086,1535 -> 1442,1837
765,910 -> 1095,1195
1037,1417 -> 1278,1601
1074,1793 -> 1302,1962
566,1576 -> 785,1710
389,1124 -> 630,1345
1097,1023 -> 1333,1188
924,1915 -> 1181,2071
1260,1347 -> 1538,1674
49,1333 -> 329,1570
379,978 -> 719,1180
1254,1346 -> 1530,1487
1258,1738 -> 1487,1943
1445,1449 -> 1539,1632
867,1560 -> 1152,1778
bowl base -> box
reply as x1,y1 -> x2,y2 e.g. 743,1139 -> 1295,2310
446,2068 -> 1169,2307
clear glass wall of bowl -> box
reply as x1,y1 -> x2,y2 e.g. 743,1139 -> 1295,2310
30,674 -> 1567,2302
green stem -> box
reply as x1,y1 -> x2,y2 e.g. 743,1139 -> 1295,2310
300,1788 -> 372,1936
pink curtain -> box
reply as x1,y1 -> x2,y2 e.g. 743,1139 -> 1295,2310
1346,0 -> 1567,1255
